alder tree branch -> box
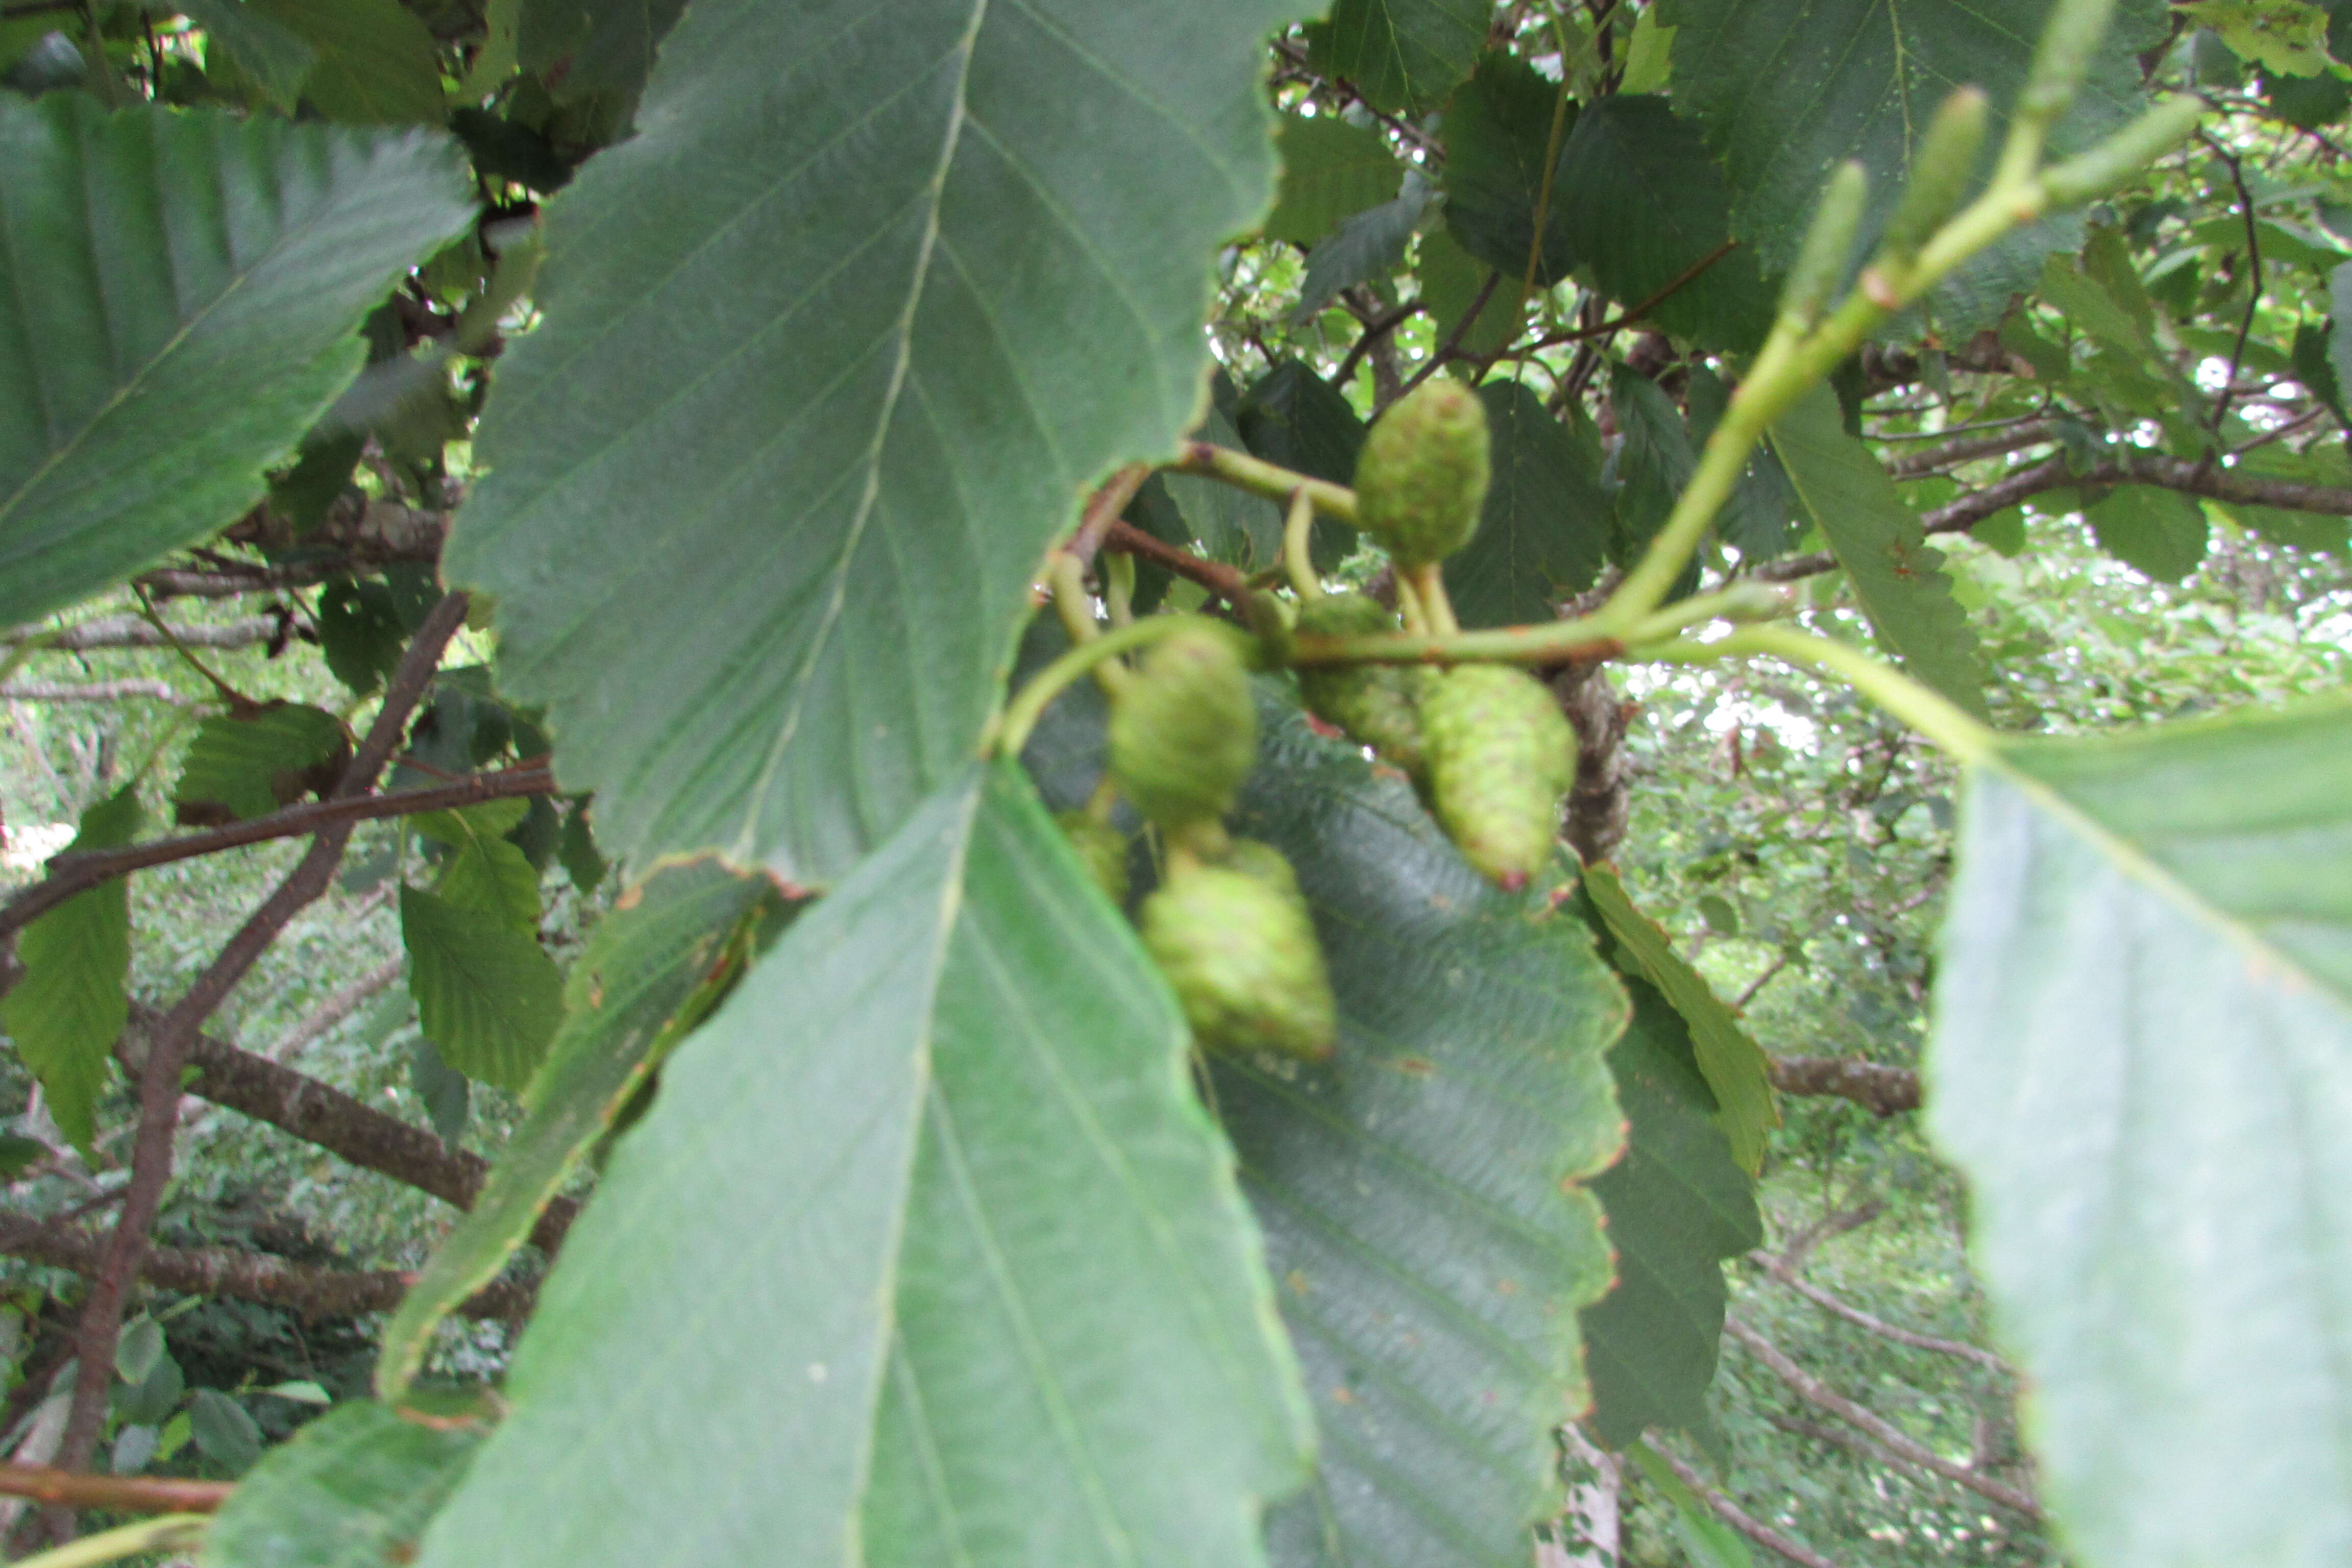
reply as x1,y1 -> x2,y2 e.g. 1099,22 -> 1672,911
1099,520 -> 1254,606
1065,463 -> 1152,565
0,1463 -> 230,1516
0,765 -> 554,945
0,615 -> 280,653
260,957 -> 405,1064
1767,1055 -> 1921,1115
1881,418 -> 2062,477
54,594 -> 472,1485
0,680 -> 193,705
1748,1251 -> 2012,1371
1334,300 -> 1422,390
1646,1444 -> 1848,1568
1722,1317 -> 2041,1518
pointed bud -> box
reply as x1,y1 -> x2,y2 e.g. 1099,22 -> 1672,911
1778,160 -> 1869,331
1877,87 -> 1989,266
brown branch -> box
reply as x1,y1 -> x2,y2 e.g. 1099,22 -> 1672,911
1395,271 -> 1504,400
1,616 -> 279,652
0,679 -> 193,705
0,765 -> 554,945
54,595 -> 472,1485
1518,240 -> 1741,356
1749,1251 -> 2011,1371
1722,1317 -> 2040,1518
1882,418 -> 2061,478
135,1006 -> 577,1256
1334,300 -> 1422,390
1066,463 -> 1152,565
0,1463 -> 230,1516
1100,519 -> 1253,606
1647,1444 -> 1848,1568
1767,1055 -> 1920,1116
0,1214 -> 531,1326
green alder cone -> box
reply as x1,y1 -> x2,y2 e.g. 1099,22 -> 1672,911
1216,836 -> 1307,907
1353,378 -> 1491,566
1108,621 -> 1258,831
1140,862 -> 1337,1061
1295,593 -> 1431,776
1056,811 -> 1132,905
1422,663 -> 1577,889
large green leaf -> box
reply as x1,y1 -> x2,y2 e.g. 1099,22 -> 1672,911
174,705 -> 346,825
1440,52 -> 1578,285
0,97 -> 472,629
1264,111 -> 1403,246
412,761 -> 1312,1568
1929,696 -> 2352,1568
246,0 -> 446,124
377,861 -> 776,1398
412,801 -> 541,932
1609,364 -> 1698,578
1417,228 -> 1525,358
1581,864 -> 1775,1175
1304,0 -> 1487,113
0,788 -> 141,1155
1685,365 -> 1799,561
1768,384 -> 1990,718
203,1402 -> 481,1568
448,0 -> 1310,888
1660,0 -> 2168,330
1218,703 -> 1625,1568
1447,381 -> 1610,628
1550,95 -> 1777,354
517,0 -> 689,103
1576,952 -> 1760,1447
399,885 -> 562,1094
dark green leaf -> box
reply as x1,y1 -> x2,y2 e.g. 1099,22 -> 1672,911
377,862 -> 776,1398
1687,365 -> 1801,560
1164,400 -> 1286,570
1662,0 -> 2168,330
1440,52 -> 1577,285
0,98 -> 473,628
202,1401 -> 482,1568
115,1352 -> 184,1429
1768,384 -> 1991,718
449,0 -> 1311,887
1930,695 -> 2352,1568
518,0 -> 689,105
2212,443 -> 2352,555
0,787 -> 141,1154
116,1315 -> 164,1385
2086,485 -> 2210,581
410,1036 -> 469,1148
412,762 -> 1311,1568
1293,174 -> 1432,322
1448,380 -> 1611,627
316,580 -> 407,697
179,0 -> 316,113
1551,95 -> 1778,354
1305,0 -> 1487,112
1236,360 -> 1365,570
2293,318 -> 2346,425
189,1388 -> 264,1474
1578,960 -> 1760,1445
1264,112 -> 1403,246
1417,227 -> 1524,357
246,0 -> 445,124
1609,364 -> 1699,583
1583,864 -> 1775,1175
399,885 -> 561,1094
0,1134 -> 45,1179
175,705 -> 345,824
1221,702 -> 1625,1568
555,800 -> 605,895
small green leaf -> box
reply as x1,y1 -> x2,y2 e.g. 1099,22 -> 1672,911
1293,174 -> 1432,323
377,861 -> 777,1400
517,0 -> 689,105
175,705 -> 345,824
0,1133 -> 45,1179
246,0 -> 446,124
116,1316 -> 164,1385
1263,112 -> 1403,246
2086,485 -> 2210,581
201,1401 -> 482,1568
1305,0 -> 1488,112
0,97 -> 474,627
1930,694 -> 2352,1568
410,1037 -> 470,1148
316,580 -> 407,697
400,885 -> 561,1094
1448,380 -> 1611,627
1769,384 -> 1991,718
259,1380 -> 333,1405
555,801 -> 606,895
188,1388 -> 264,1474
1441,52 -> 1577,284
414,802 -> 541,932
0,787 -> 142,1155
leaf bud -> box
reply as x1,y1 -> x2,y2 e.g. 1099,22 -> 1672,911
1777,160 -> 1868,331
1420,664 -> 1576,889
1140,860 -> 1336,1060
1353,379 -> 1491,567
1876,87 -> 1989,265
2037,95 -> 2206,211
1107,619 -> 1257,832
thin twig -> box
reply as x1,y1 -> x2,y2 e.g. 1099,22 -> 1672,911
0,680 -> 192,706
2202,132 -> 2262,435
0,616 -> 278,653
0,1465 -> 229,1517
1099,520 -> 1253,606
1647,1444 -> 1848,1568
261,956 -> 405,1063
1334,301 -> 1422,390
1065,463 -> 1152,565
1516,241 -> 1740,356
1748,1252 -> 2011,1370
1395,271 -> 1504,401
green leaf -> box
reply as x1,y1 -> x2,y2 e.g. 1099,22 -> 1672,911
175,705 -> 345,825
377,861 -> 776,1399
0,99 -> 472,629
1447,380 -> 1611,628
1264,112 -> 1403,246
555,800 -> 605,895
1417,227 -> 1524,358
412,761 -> 1312,1568
0,1134 -> 45,1180
1686,365 -> 1800,561
180,0 -> 316,113
1661,0 -> 2169,328
316,580 -> 408,697
0,787 -> 141,1155
517,0 -> 689,105
1293,173 -> 1432,322
2215,442 -> 2352,554
116,1315 -> 164,1385
399,885 -> 561,1094
1304,0 -> 1487,113
414,802 -> 541,932
1440,52 -> 1577,285
1550,95 -> 1778,354
202,1402 -> 481,1568
1578,957 -> 1761,1447
1928,695 -> 2352,1568
2086,484 -> 2210,581
189,1388 -> 264,1474
410,1037 -> 470,1148
1581,865 -> 1775,1175
246,0 -> 446,124
1234,360 -> 1364,570
1609,364 -> 1699,576
449,0 -> 1312,888
1219,703 -> 1625,1568
1768,384 -> 1991,718
1164,399 -> 1287,570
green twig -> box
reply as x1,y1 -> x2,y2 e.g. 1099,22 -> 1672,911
994,615 -> 1206,758
1169,443 -> 1358,525
1281,488 -> 1322,600
1634,624 -> 1997,765
131,586 -> 249,709
7,1514 -> 207,1568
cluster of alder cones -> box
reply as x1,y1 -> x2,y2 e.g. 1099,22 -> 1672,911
1062,381 -> 1577,1061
